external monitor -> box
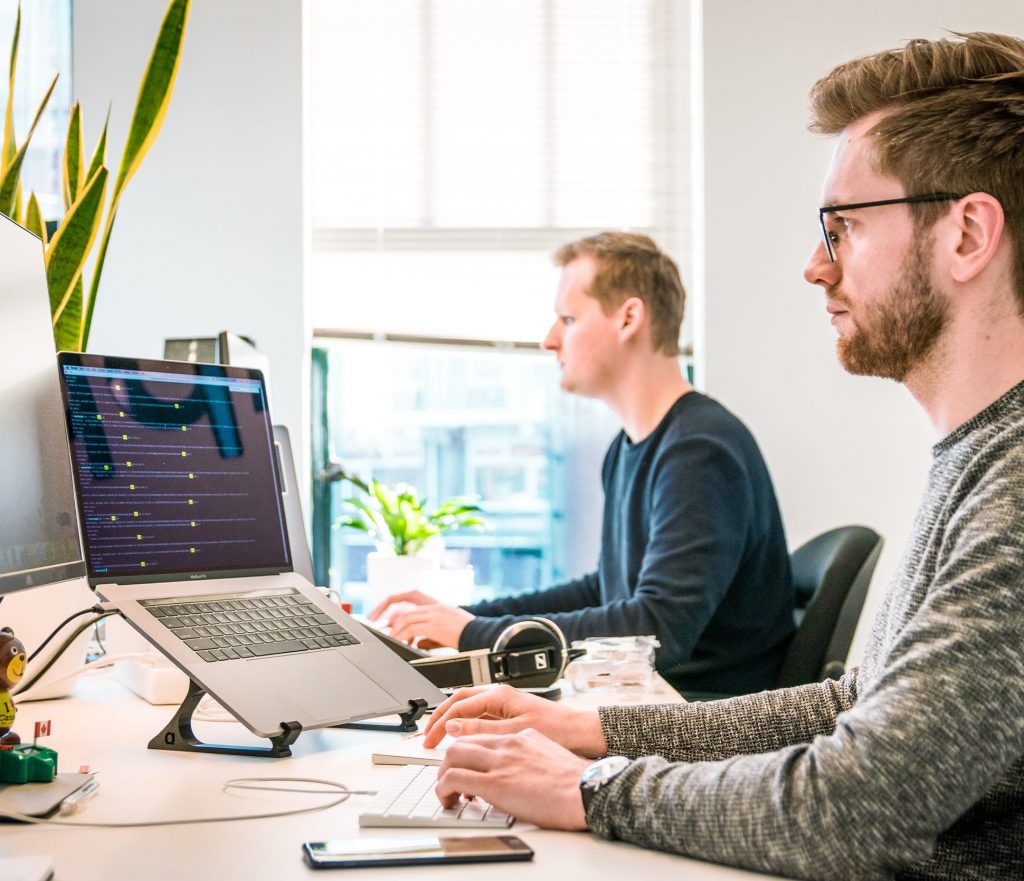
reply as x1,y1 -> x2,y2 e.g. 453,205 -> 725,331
0,215 -> 86,597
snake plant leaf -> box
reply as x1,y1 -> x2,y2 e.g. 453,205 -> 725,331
0,72 -> 58,218
47,165 -> 108,324
62,102 -> 83,209
82,0 -> 190,351
23,191 -> 45,244
84,108 -> 110,184
112,0 -> 190,202
52,277 -> 83,352
2,3 -> 20,175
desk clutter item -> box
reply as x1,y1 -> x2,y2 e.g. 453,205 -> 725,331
360,764 -> 513,829
0,772 -> 92,820
0,855 -> 54,881
565,635 -> 660,693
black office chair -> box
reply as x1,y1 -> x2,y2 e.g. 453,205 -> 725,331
774,525 -> 883,688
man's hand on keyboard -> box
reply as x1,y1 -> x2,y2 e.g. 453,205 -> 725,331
435,728 -> 591,831
423,684 -> 607,757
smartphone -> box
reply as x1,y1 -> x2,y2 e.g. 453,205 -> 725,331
302,834 -> 534,869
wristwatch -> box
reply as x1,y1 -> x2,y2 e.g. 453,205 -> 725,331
579,755 -> 631,813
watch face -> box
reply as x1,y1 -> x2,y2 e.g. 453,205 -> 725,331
581,756 -> 631,789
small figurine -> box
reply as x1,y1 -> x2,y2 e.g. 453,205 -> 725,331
0,626 -> 27,749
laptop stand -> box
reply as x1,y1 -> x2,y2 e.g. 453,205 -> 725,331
149,678 -> 303,758
337,698 -> 428,733
149,680 -> 431,757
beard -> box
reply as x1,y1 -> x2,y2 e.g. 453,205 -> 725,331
833,236 -> 950,382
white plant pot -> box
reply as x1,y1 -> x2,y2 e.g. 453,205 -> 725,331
365,552 -> 439,611
422,565 -> 476,607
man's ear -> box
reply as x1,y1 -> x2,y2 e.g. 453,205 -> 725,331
948,192 -> 1005,285
618,296 -> 646,342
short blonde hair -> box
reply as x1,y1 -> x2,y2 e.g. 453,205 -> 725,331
553,232 -> 685,355
809,32 -> 1024,309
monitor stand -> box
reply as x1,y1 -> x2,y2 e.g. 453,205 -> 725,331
1,577 -> 97,701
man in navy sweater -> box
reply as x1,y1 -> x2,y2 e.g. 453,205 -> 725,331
372,233 -> 794,696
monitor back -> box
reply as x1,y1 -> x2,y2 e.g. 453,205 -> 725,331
0,216 -> 85,595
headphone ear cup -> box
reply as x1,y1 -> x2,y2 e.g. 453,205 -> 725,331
491,618 -> 568,688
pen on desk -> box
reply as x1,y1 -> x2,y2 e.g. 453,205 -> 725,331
59,779 -> 100,816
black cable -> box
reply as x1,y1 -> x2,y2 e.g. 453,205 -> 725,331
14,611 -> 118,694
27,605 -> 109,663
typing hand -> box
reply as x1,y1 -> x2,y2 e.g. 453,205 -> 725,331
435,729 -> 591,831
423,683 -> 607,757
368,590 -> 439,622
387,603 -> 474,649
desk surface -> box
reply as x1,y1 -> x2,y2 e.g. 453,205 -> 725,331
1,673 -> 789,881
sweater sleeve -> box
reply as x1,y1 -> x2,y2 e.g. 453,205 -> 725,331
598,671 -> 858,762
585,461 -> 1024,880
458,573 -> 601,650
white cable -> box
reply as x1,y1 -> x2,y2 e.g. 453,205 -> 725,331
13,652 -> 161,698
0,777 -> 378,829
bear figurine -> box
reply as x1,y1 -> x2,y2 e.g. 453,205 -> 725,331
0,626 -> 27,749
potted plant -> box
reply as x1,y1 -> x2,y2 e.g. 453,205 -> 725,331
333,471 -> 489,607
0,0 -> 190,351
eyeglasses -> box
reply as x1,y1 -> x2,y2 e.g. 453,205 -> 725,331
818,193 -> 964,262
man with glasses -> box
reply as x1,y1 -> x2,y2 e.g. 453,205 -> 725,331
418,32 -> 1024,881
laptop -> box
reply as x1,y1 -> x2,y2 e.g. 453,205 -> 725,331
55,352 -> 443,739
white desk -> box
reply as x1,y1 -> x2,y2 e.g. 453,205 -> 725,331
1,673 -> 790,881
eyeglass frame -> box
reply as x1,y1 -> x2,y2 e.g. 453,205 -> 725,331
818,193 -> 965,262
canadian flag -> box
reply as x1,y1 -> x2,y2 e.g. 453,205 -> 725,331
34,720 -> 51,738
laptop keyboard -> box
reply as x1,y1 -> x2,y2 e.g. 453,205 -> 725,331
140,588 -> 359,662
360,764 -> 514,829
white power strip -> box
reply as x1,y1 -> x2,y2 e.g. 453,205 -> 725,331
113,656 -> 189,705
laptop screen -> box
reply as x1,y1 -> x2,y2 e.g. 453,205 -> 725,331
57,353 -> 292,583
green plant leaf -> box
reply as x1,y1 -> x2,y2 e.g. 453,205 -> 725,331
53,277 -> 83,352
111,0 -> 190,201
62,102 -> 83,209
332,516 -> 370,533
82,0 -> 191,351
0,73 -> 57,218
84,108 -> 110,184
23,191 -> 46,244
2,3 -> 20,176
46,165 -> 108,327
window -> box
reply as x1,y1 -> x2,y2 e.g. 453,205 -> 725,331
0,0 -> 73,220
306,1 -> 690,605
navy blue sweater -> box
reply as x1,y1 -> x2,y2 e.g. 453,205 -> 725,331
459,392 -> 794,696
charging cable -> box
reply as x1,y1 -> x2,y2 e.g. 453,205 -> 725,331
0,777 -> 378,828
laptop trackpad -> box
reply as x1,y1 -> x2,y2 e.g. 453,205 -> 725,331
257,651 -> 398,724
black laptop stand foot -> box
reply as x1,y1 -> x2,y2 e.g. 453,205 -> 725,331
149,679 -> 302,758
337,698 -> 429,734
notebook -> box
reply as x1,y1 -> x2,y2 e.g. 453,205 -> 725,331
56,352 -> 443,739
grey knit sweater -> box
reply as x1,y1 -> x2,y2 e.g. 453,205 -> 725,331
588,381 -> 1024,880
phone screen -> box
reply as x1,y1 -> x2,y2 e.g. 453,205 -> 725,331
303,835 -> 534,869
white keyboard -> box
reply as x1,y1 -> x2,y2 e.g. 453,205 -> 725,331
360,764 -> 514,829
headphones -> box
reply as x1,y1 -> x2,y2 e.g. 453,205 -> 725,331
411,617 -> 582,691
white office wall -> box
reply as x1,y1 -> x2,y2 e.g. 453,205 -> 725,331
697,0 -> 1024,661
71,0 -> 308,483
